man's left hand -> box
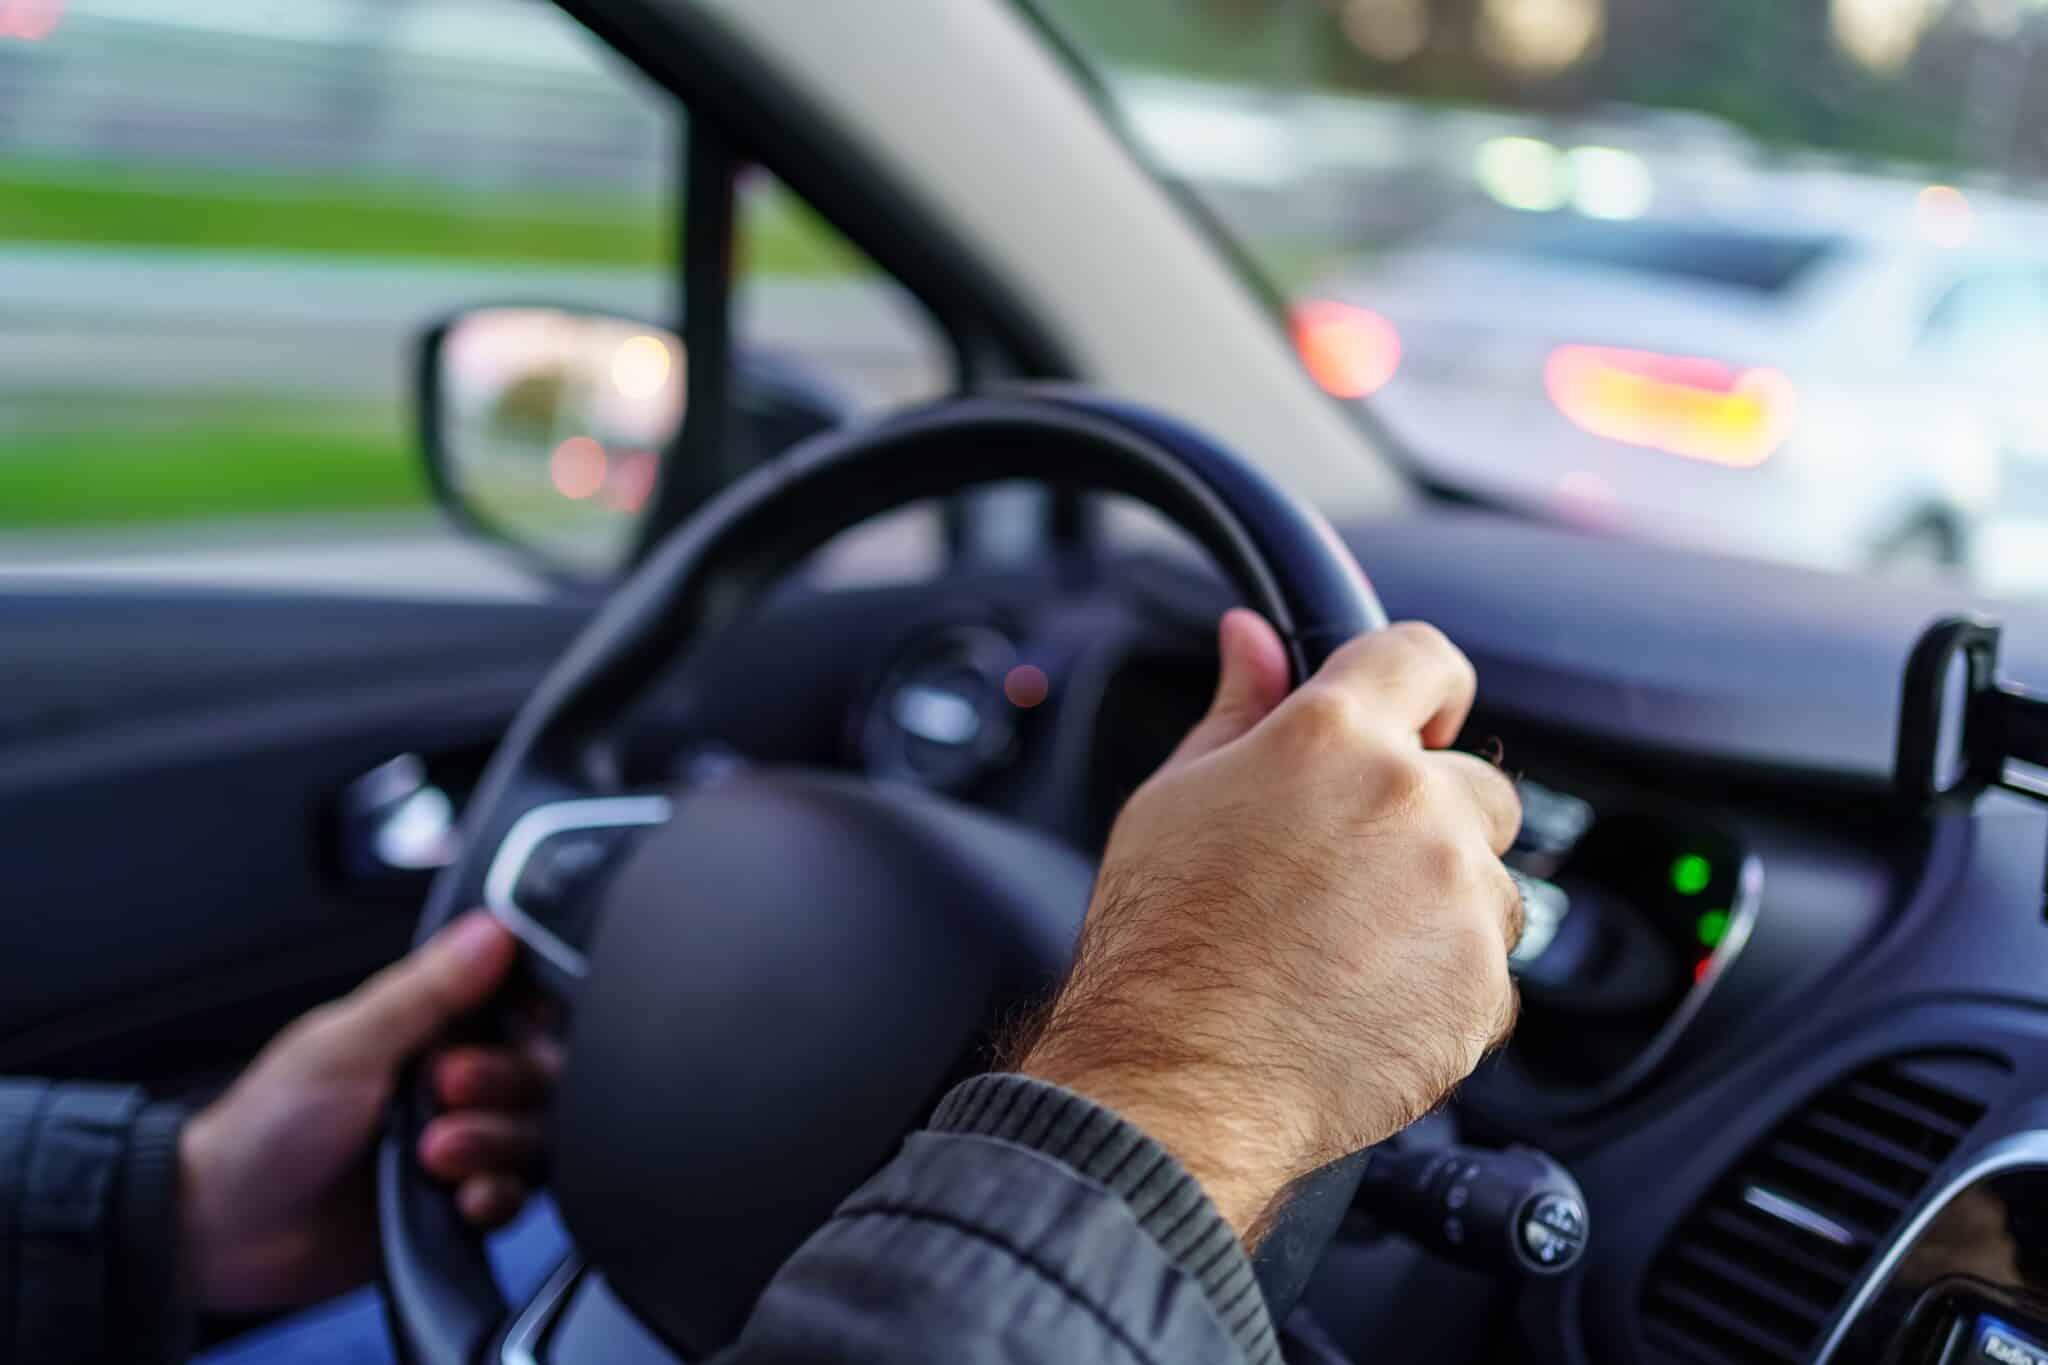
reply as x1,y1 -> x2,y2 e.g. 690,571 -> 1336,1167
177,911 -> 555,1314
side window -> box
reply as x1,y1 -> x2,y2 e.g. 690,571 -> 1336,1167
0,1 -> 948,584
734,171 -> 952,412
732,171 -> 953,587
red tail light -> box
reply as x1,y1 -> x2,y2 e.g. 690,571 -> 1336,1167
1544,344 -> 1795,469
1293,300 -> 1401,399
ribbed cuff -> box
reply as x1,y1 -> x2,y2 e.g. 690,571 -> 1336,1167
114,1102 -> 195,1365
930,1073 -> 1280,1365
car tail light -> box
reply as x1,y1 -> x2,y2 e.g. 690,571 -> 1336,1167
1543,344 -> 1796,469
1293,300 -> 1401,399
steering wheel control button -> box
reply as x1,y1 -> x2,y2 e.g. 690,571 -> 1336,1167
1445,1182 -> 1470,1211
1443,1216 -> 1465,1245
513,830 -> 628,922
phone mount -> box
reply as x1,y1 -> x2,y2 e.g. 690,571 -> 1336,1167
1897,617 -> 2048,916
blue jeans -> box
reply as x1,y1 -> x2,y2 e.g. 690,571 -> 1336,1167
193,1200 -> 570,1364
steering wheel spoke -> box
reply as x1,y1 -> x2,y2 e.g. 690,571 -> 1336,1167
482,795 -> 674,988
498,1258 -> 585,1365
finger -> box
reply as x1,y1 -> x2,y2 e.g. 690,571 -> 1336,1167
456,1173 -> 529,1230
1426,750 -> 1523,857
1492,864 -> 1527,958
432,1046 -> 555,1111
1166,609 -> 1292,768
418,1111 -> 548,1183
1309,621 -> 1477,749
1487,978 -> 1524,1053
333,912 -> 518,1069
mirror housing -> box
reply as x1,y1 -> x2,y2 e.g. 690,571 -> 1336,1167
417,305 -> 854,582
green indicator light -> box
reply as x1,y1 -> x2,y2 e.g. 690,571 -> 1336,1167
1670,853 -> 1713,896
1697,910 -> 1731,949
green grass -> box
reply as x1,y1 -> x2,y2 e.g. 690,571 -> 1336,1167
0,159 -> 881,533
0,159 -> 870,275
0,149 -> 884,532
0,396 -> 424,530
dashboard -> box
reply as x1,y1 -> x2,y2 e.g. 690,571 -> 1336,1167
611,504 -> 2048,1365
17,501 -> 2045,1363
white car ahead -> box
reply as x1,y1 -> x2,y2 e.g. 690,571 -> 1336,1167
1306,181 -> 2048,584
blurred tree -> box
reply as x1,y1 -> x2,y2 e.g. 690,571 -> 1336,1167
490,367 -> 572,447
1043,0 -> 1986,167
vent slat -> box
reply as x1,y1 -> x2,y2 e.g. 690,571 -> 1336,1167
1793,1111 -> 1940,1181
1697,1205 -> 1862,1286
1642,1317 -> 1749,1365
1837,1078 -> 1973,1143
1761,1141 -> 1913,1224
1665,1242 -> 1835,1330
1642,1280 -> 1808,1364
1639,1054 -> 1996,1365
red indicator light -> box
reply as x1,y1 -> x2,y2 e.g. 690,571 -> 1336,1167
1004,665 -> 1050,710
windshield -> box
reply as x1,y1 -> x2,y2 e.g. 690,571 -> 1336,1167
1034,0 -> 2048,594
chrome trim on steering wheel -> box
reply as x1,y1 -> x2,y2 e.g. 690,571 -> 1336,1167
502,1258 -> 584,1365
483,797 -> 673,979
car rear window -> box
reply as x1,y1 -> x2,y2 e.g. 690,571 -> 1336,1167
1459,218 -> 1841,294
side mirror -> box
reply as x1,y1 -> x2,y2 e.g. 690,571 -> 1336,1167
419,306 -> 852,581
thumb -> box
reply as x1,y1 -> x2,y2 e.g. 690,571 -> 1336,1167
1166,608 -> 1292,768
327,912 -> 519,1070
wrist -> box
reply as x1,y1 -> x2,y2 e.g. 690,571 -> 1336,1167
175,1107 -> 233,1313
1016,1044 -> 1305,1242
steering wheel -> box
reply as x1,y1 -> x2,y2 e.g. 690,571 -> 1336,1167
380,389 -> 1390,1364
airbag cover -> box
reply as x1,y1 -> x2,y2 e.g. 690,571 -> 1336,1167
553,770 -> 1093,1355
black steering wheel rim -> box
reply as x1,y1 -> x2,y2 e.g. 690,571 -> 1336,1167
381,387 -> 1389,1364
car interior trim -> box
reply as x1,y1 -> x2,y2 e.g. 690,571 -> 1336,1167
1811,1128 -> 2048,1363
481,797 -> 676,980
556,0 -> 1069,388
501,1257 -> 585,1365
1740,1182 -> 1860,1249
1560,850 -> 1763,1107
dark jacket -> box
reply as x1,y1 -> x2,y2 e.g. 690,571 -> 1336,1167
0,1073 -> 1279,1364
0,1081 -> 189,1364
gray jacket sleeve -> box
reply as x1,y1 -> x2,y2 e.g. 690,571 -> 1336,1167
0,1081 -> 192,1365
713,1074 -> 1281,1365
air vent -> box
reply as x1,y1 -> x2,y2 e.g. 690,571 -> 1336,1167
1639,1052 -> 2004,1365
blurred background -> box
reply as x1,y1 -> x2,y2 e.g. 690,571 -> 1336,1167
7,0 -> 2048,590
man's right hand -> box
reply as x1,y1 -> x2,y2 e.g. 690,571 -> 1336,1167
1015,609 -> 1523,1243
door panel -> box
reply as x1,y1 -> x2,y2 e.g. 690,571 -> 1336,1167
0,588 -> 585,1089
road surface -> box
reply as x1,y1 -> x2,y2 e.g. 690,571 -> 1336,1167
0,245 -> 943,408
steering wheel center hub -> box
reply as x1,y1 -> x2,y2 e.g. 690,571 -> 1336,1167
553,771 -> 1092,1353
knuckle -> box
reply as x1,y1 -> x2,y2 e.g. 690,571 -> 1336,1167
1285,686 -> 1367,745
1417,830 -> 1479,891
1370,751 -> 1430,812
1449,915 -> 1504,978
1388,620 -> 1459,669
1472,756 -> 1519,809
293,1001 -> 350,1045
